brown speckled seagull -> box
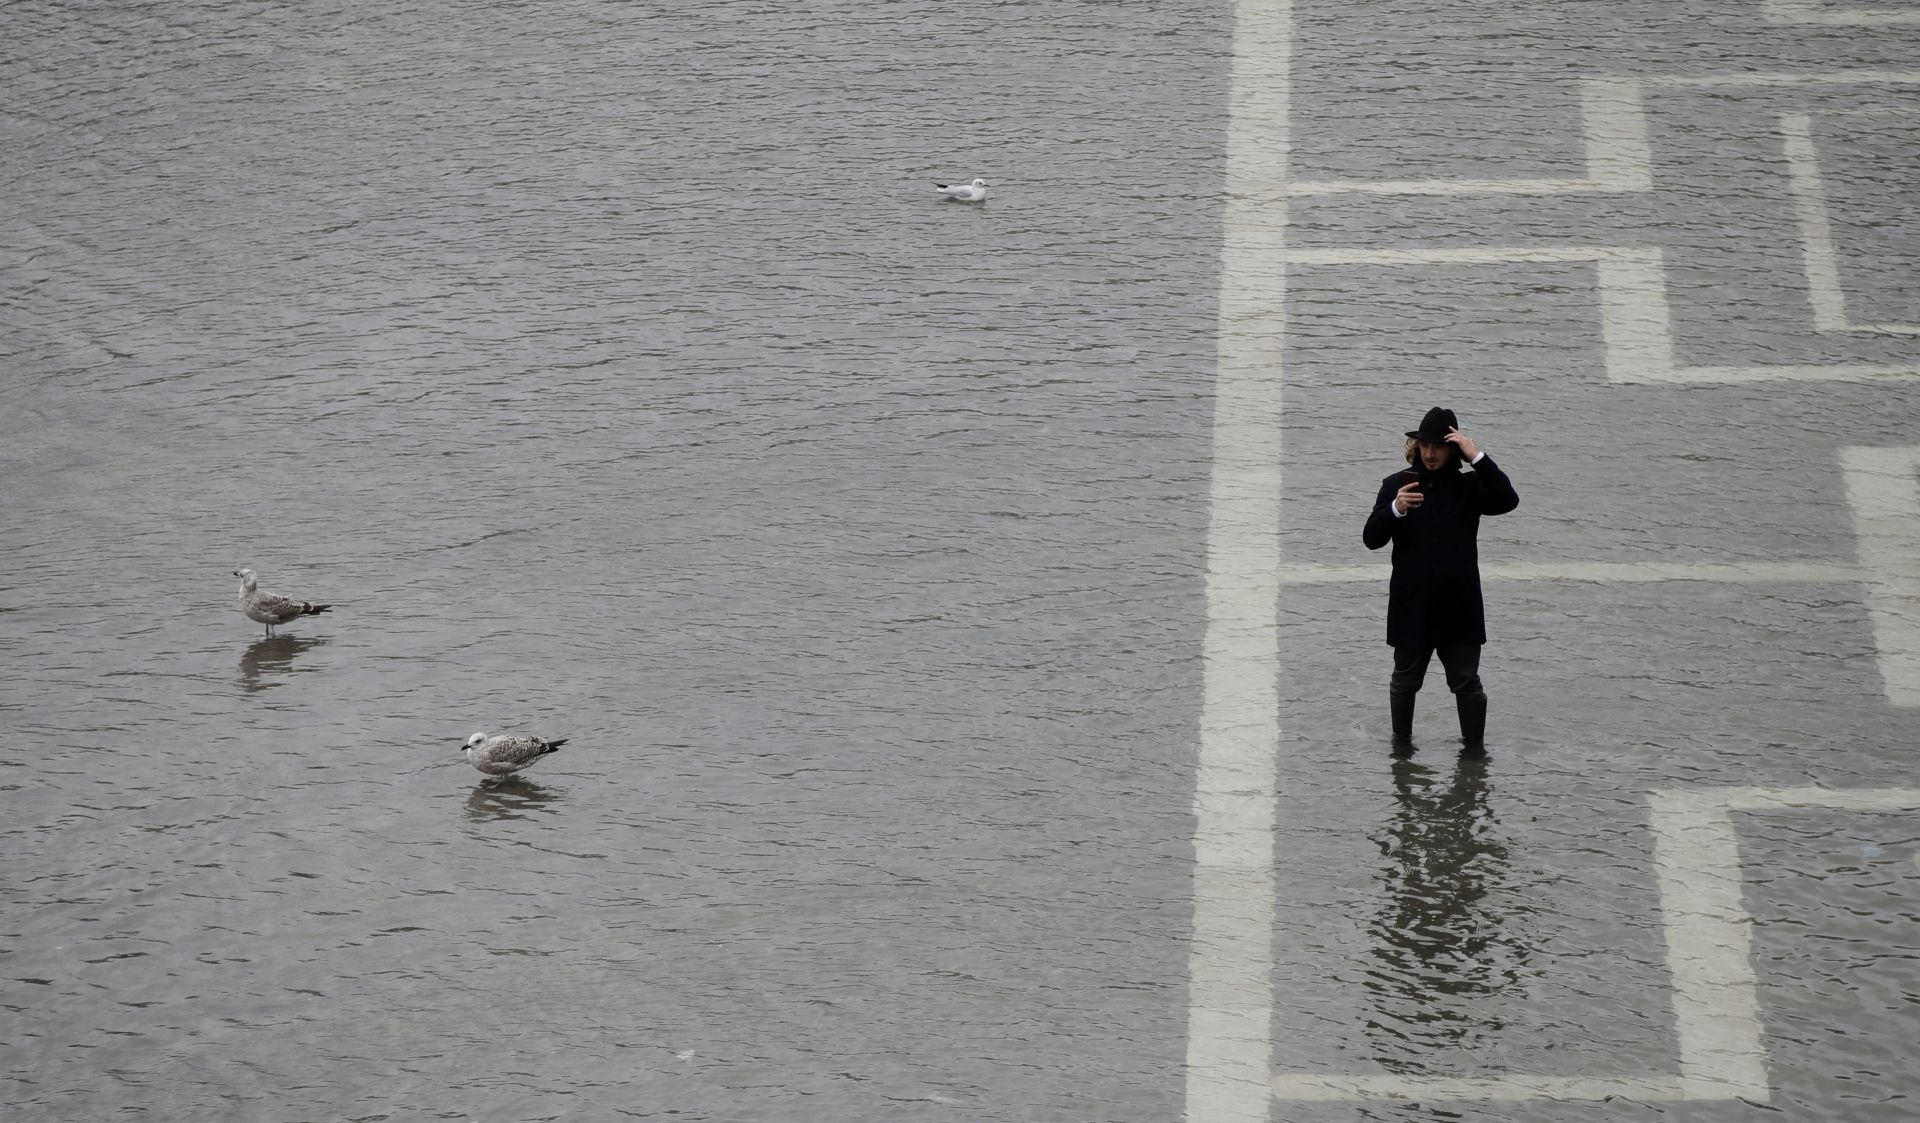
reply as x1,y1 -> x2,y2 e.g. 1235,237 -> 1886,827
233,568 -> 332,637
462,732 -> 568,777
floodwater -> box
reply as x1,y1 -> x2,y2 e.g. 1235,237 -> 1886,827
2,0 -> 1917,1120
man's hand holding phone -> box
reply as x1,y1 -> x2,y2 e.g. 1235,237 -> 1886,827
1392,470 -> 1423,516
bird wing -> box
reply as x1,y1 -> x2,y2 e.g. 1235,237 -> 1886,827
486,736 -> 550,765
249,592 -> 305,622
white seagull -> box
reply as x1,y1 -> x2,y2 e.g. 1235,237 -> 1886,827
462,732 -> 568,777
233,568 -> 332,637
934,177 -> 990,202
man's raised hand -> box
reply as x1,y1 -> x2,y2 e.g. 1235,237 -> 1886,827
1445,426 -> 1479,461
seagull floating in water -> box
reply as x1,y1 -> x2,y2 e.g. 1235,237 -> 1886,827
934,178 -> 990,202
462,732 -> 568,777
233,568 -> 332,637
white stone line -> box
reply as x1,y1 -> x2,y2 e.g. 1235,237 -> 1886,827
1647,787 -> 1920,1101
1647,791 -> 1772,1102
1821,105 -> 1920,119
1582,78 -> 1659,192
1595,232 -> 1920,381
1625,359 -> 1920,385
1289,71 -> 1920,198
1781,114 -> 1852,333
1281,451 -> 1919,704
1289,175 -> 1606,197
1186,0 -> 1291,1118
1837,328 -> 1920,348
1286,243 -> 1920,384
1763,0 -> 1920,25
1271,1074 -> 1686,1101
1284,245 -> 1628,266
1780,113 -> 1920,336
1290,79 -> 1651,196
1720,786 -> 1920,812
1273,561 -> 1863,585
1655,69 -> 1920,88
1842,446 -> 1920,706
1594,249 -> 1682,381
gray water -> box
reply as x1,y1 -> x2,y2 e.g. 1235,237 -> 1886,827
4,1 -> 1919,1120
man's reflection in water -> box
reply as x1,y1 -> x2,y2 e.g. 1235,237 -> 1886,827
238,635 -> 326,693
1365,756 -> 1526,1071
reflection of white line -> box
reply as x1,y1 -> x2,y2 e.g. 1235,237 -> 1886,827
1286,244 -> 1920,384
1187,0 -> 1290,1119
1275,561 -> 1862,585
1780,114 -> 1920,336
1764,0 -> 1920,25
1648,792 -> 1771,1101
1272,1074 -> 1684,1101
1842,447 -> 1920,706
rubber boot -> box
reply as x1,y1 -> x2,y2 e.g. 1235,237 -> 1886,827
1390,693 -> 1416,755
1457,692 -> 1487,754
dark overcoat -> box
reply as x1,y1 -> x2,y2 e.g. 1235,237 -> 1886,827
1362,454 -> 1519,648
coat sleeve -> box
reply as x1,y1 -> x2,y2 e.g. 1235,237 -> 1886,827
1471,455 -> 1519,515
1363,476 -> 1401,550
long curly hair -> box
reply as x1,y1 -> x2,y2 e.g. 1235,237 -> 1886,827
1404,437 -> 1460,468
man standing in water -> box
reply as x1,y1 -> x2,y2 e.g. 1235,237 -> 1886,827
1363,407 -> 1520,754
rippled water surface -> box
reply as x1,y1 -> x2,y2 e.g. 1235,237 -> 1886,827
5,0 -> 1919,1120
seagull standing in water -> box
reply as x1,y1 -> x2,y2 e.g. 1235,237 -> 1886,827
934,178 -> 990,202
233,568 -> 332,637
462,732 -> 568,777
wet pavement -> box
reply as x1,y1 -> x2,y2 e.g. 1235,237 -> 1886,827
2,0 -> 1918,1120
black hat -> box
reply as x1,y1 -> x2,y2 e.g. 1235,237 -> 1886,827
1406,406 -> 1459,443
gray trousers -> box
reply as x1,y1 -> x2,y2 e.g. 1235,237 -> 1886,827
1391,644 -> 1485,700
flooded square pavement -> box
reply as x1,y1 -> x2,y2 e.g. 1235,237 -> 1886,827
3,0 -> 1918,1120
1207,0 -> 1920,1119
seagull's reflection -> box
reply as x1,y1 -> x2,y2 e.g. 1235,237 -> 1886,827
465,776 -> 564,822
1364,755 -> 1525,1068
238,635 -> 327,693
